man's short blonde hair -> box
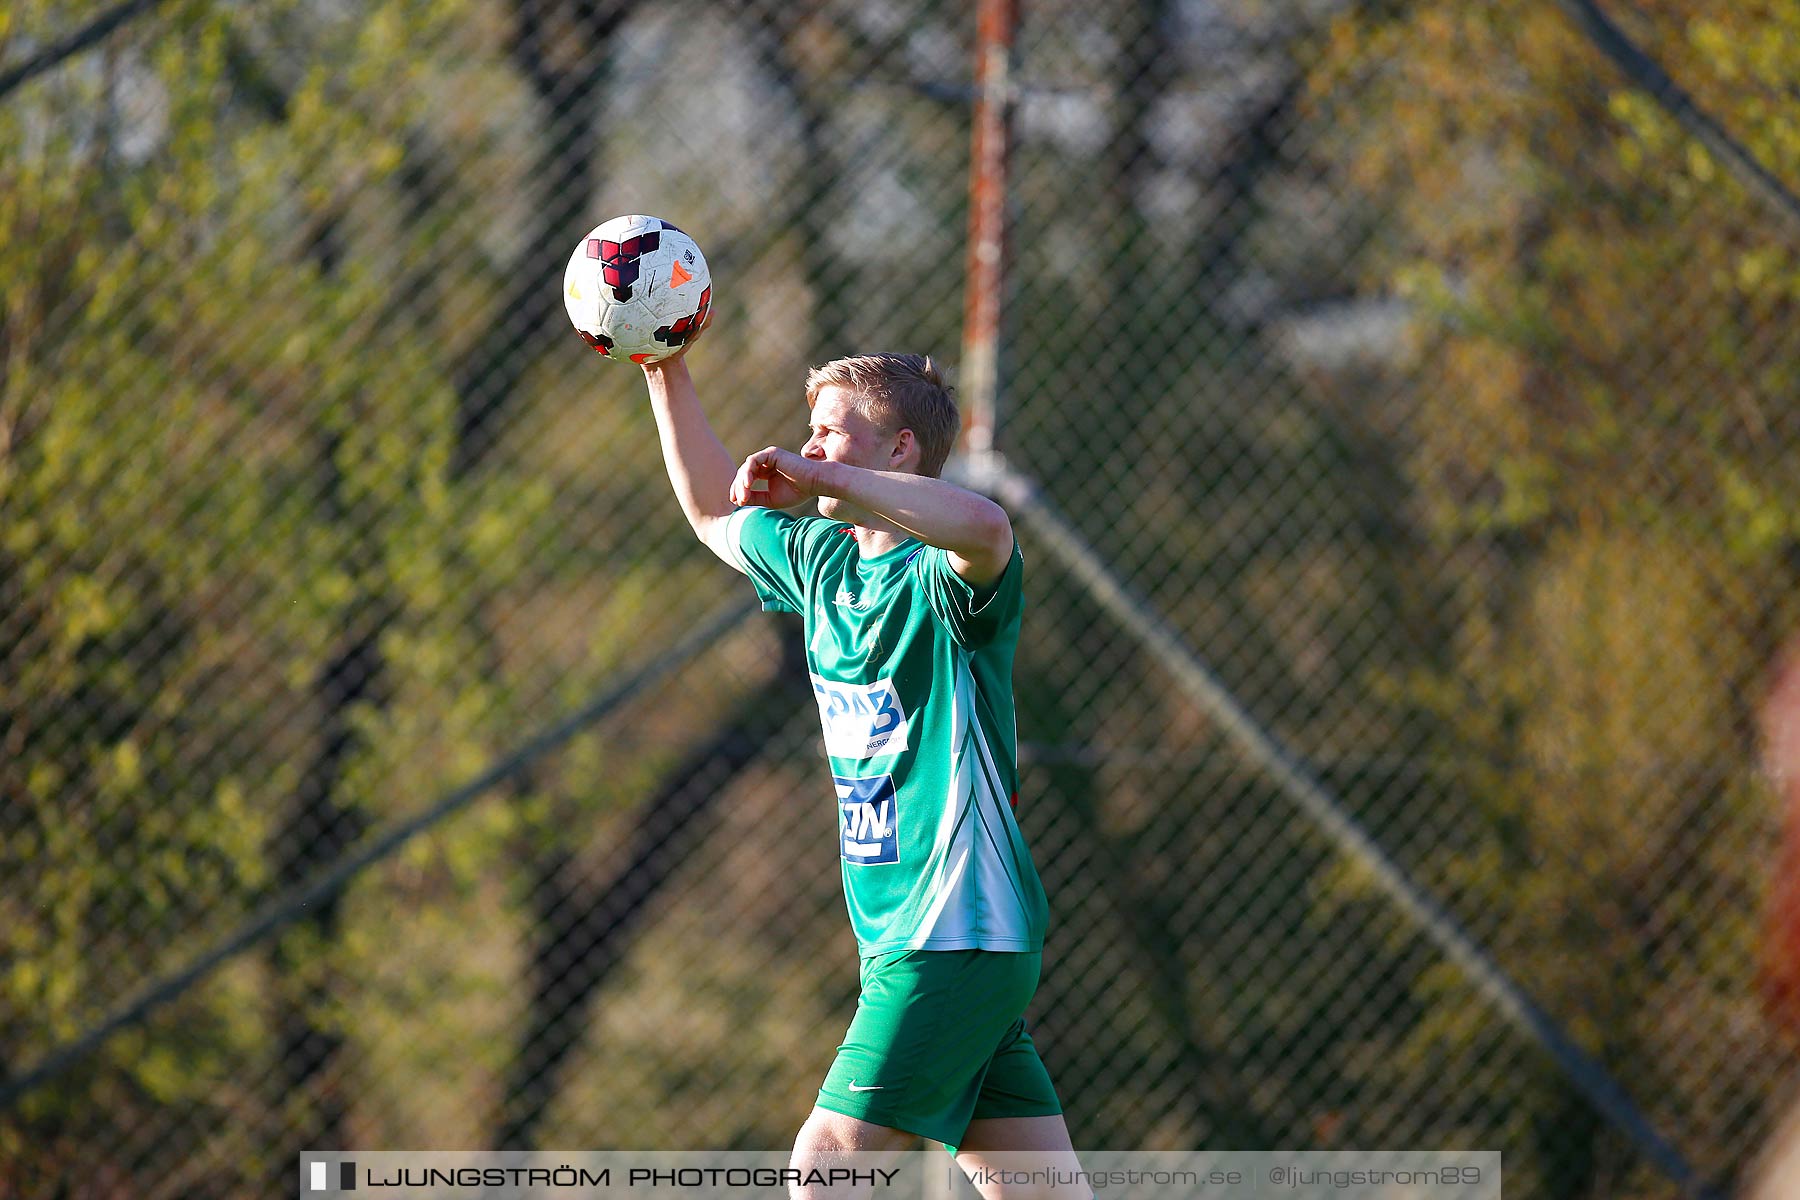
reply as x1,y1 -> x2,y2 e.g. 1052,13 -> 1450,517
804,354 -> 959,477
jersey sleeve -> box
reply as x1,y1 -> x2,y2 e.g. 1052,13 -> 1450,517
722,507 -> 835,614
912,539 -> 1024,649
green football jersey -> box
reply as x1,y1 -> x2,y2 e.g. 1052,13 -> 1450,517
723,506 -> 1049,957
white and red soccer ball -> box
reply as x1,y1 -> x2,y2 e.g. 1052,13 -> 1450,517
563,214 -> 712,365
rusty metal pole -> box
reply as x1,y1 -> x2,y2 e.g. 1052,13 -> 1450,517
959,0 -> 1018,467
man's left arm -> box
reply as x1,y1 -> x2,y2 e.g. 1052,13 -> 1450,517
731,450 -> 1013,586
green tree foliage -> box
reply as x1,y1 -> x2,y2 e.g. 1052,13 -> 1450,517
0,0 -> 550,1186
1311,3 -> 1800,1193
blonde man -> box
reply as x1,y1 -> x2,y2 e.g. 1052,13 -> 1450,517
642,345 -> 1080,1199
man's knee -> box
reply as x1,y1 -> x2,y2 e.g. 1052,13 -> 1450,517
789,1109 -> 917,1200
793,1107 -> 917,1155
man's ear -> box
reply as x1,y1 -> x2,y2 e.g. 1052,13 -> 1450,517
889,428 -> 919,472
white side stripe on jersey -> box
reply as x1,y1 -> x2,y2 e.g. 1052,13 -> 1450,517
968,715 -> 1034,917
910,649 -> 1033,944
911,651 -> 976,941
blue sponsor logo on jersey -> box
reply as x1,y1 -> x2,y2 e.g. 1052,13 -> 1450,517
835,774 -> 899,865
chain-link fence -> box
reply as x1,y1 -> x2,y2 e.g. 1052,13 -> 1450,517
5,0 -> 1800,1196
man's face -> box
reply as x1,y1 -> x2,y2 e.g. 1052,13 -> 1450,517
803,385 -> 908,518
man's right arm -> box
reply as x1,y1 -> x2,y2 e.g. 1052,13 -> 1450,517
642,357 -> 742,570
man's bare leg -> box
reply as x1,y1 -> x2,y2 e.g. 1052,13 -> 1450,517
790,1107 -> 919,1200
954,1115 -> 1089,1200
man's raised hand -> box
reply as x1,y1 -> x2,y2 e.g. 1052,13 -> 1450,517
731,446 -> 818,509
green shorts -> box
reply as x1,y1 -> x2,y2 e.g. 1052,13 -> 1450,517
814,949 -> 1062,1148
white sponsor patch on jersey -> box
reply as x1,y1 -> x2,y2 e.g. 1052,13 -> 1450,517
811,673 -> 911,759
